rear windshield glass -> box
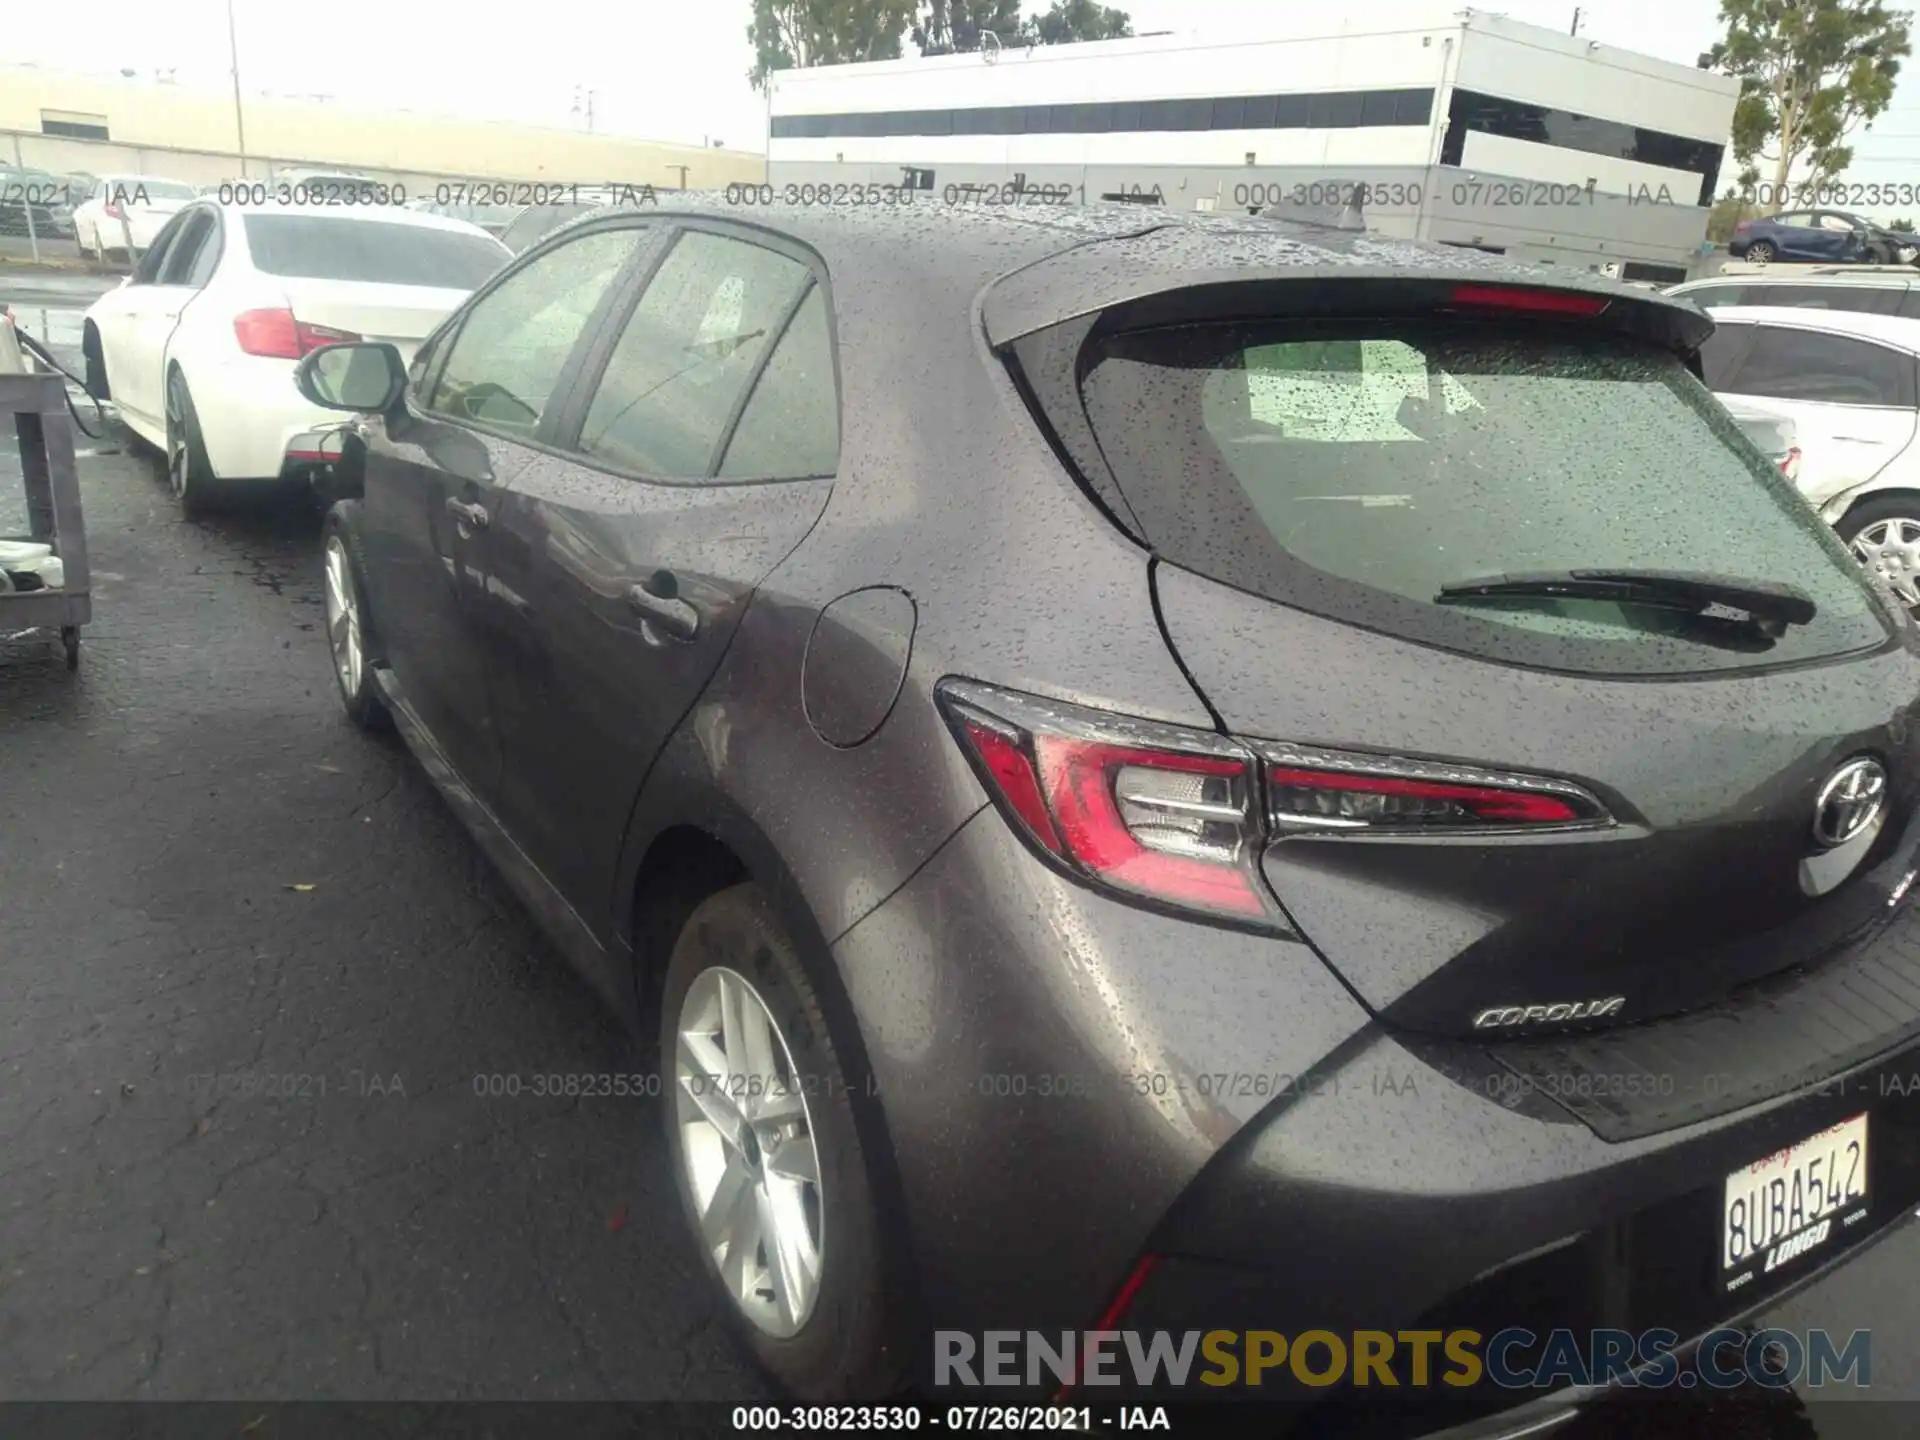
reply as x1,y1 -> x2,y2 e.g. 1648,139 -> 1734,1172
1078,321 -> 1892,676
243,215 -> 507,289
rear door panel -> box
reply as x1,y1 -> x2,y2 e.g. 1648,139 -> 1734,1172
483,226 -> 839,929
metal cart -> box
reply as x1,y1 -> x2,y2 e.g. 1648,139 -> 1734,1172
0,365 -> 89,669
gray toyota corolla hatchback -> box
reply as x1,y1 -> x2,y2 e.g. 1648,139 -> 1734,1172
297,196 -> 1920,1433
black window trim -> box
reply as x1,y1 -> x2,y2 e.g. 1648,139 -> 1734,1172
132,210 -> 193,286
1721,322 -> 1920,411
769,86 -> 1435,140
183,207 -> 226,289
549,216 -> 843,490
1439,87 -> 1725,206
406,215 -> 664,459
158,205 -> 220,287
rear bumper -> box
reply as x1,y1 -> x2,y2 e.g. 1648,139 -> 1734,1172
189,354 -> 347,481
835,807 -> 1920,1423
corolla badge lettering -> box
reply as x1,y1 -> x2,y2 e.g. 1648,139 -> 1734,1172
1473,997 -> 1626,1029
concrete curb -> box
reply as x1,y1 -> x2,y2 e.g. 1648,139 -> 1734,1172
0,256 -> 127,277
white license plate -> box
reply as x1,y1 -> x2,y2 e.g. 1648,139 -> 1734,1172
1722,1113 -> 1869,1276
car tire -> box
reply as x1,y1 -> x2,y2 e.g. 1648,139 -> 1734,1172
659,882 -> 911,1402
81,324 -> 110,402
1837,494 -> 1920,608
164,370 -> 223,520
321,505 -> 391,731
1747,240 -> 1777,263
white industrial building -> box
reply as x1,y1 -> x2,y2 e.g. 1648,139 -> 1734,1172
766,6 -> 1740,280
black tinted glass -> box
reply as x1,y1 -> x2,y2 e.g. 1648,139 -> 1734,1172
244,216 -> 508,288
578,232 -> 810,479
719,287 -> 839,479
1731,328 -> 1917,407
1078,321 -> 1889,676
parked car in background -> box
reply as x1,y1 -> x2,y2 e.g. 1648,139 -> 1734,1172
0,167 -> 68,238
1722,395 -> 1802,482
1669,265 -> 1920,318
404,197 -> 523,239
72,175 -> 197,260
81,201 -> 511,518
269,168 -> 379,195
1701,304 -> 1920,600
495,186 -> 629,252
1729,209 -> 1915,265
289,198 -> 1920,1433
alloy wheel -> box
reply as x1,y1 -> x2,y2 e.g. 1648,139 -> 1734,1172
165,378 -> 190,501
673,964 -> 824,1339
323,535 -> 364,698
1851,517 -> 1920,607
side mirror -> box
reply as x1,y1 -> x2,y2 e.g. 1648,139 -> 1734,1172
295,341 -> 406,413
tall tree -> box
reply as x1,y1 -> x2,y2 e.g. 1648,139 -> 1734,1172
749,0 -> 918,90
1699,0 -> 1912,199
1028,0 -> 1132,45
912,0 -> 1026,55
910,0 -> 1132,54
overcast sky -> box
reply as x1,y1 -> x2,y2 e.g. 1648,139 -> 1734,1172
14,0 -> 1920,209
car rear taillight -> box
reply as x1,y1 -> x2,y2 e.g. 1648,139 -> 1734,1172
938,681 -> 1614,924
938,680 -> 1276,924
1258,743 -> 1611,836
232,308 -> 361,360
1446,284 -> 1610,318
103,199 -> 124,220
1734,219 -> 1753,235
940,681 -> 1616,926
1778,446 -> 1803,482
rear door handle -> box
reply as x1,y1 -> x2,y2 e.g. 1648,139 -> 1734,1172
445,497 -> 490,533
626,573 -> 699,641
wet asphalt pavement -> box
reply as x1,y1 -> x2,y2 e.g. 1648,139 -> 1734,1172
0,412 -> 766,1402
0,294 -> 1915,1433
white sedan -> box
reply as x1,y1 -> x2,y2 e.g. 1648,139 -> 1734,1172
83,200 -> 511,517
1701,304 -> 1920,602
72,175 -> 197,259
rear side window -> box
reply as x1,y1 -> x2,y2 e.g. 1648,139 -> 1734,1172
1077,320 -> 1889,676
1745,284 -> 1904,315
1725,327 -> 1917,407
719,285 -> 840,479
242,215 -> 509,289
1677,284 -> 1746,308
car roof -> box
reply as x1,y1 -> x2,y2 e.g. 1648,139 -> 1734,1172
1675,268 -> 1918,290
1704,304 -> 1920,350
548,191 -> 1712,347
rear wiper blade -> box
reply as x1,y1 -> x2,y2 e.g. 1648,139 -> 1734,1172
1435,569 -> 1817,628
